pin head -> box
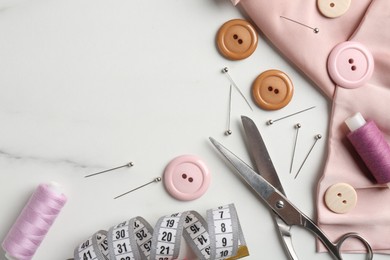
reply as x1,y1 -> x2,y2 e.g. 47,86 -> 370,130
222,67 -> 229,73
225,130 -> 232,135
266,120 -> 274,125
315,134 -> 322,140
295,123 -> 302,129
127,162 -> 135,167
314,28 -> 319,34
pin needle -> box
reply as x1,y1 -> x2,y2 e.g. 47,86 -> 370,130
222,67 -> 253,111
225,84 -> 233,136
290,123 -> 301,173
266,106 -> 316,125
294,134 -> 322,179
280,16 -> 319,33
85,161 -> 134,178
114,177 -> 162,199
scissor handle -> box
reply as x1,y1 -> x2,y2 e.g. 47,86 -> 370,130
303,219 -> 373,260
335,232 -> 373,260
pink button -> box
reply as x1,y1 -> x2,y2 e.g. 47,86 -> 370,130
163,155 -> 211,201
327,41 -> 374,89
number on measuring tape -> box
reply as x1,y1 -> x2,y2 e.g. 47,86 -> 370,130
74,204 -> 248,260
74,231 -> 109,260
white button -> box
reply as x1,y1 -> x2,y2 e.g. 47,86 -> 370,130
324,183 -> 357,214
317,0 -> 351,18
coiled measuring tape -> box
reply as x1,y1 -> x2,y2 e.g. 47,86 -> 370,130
74,204 -> 249,260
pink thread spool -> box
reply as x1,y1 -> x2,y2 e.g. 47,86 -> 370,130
2,182 -> 67,260
345,112 -> 390,188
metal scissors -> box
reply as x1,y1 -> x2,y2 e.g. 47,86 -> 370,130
209,116 -> 373,260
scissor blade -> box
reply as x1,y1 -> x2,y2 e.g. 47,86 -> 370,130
241,116 -> 285,194
241,116 -> 298,260
209,137 -> 302,226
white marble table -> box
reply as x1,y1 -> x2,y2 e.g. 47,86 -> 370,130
0,0 -> 384,259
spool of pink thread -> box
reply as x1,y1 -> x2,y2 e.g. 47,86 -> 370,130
2,182 -> 67,260
345,112 -> 390,187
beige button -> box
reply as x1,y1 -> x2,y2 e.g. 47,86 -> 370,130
252,69 -> 293,110
216,19 -> 258,60
324,183 -> 357,214
317,0 -> 351,18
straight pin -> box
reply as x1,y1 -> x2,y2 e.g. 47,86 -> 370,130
85,161 -> 134,178
290,123 -> 301,173
114,177 -> 162,199
225,84 -> 233,135
222,67 -> 253,111
294,134 -> 322,179
266,106 -> 315,125
280,16 -> 319,33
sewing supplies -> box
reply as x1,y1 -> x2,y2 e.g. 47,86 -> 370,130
209,116 -> 373,260
239,116 -> 298,260
266,106 -> 316,125
163,155 -> 211,201
85,161 -> 134,178
327,41 -> 374,89
290,123 -> 301,174
280,16 -> 319,34
324,183 -> 357,214
317,0 -> 351,19
294,134 -> 322,179
71,204 -> 249,260
225,84 -> 233,136
222,67 -> 253,111
114,177 -> 162,199
2,182 -> 67,260
252,69 -> 294,110
216,19 -> 258,60
345,112 -> 390,187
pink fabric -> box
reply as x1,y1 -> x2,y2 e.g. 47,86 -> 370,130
233,0 -> 390,254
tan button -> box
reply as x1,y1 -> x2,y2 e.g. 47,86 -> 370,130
317,0 -> 351,18
252,69 -> 293,110
324,183 -> 357,214
216,19 -> 258,60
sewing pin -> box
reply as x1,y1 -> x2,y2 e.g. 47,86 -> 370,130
114,177 -> 162,199
222,67 -> 253,111
266,106 -> 316,125
84,161 -> 134,178
294,134 -> 322,179
290,123 -> 301,173
280,16 -> 319,34
225,84 -> 233,135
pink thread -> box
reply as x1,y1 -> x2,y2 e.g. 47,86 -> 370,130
347,120 -> 390,184
2,183 -> 67,260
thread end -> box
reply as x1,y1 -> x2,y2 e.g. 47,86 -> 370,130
345,112 -> 366,132
5,252 -> 17,260
47,181 -> 64,196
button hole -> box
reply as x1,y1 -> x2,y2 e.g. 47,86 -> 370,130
337,193 -> 342,197
182,173 -> 187,179
351,65 -> 357,71
348,58 -> 354,64
274,89 -> 279,94
188,177 -> 193,183
268,86 -> 273,91
330,3 -> 335,7
342,200 -> 347,204
238,39 -> 243,44
233,34 -> 238,39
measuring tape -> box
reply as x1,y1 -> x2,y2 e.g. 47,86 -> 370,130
73,204 -> 249,260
